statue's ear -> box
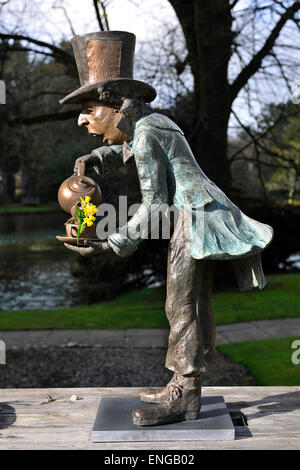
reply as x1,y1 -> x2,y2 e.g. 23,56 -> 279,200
116,115 -> 131,138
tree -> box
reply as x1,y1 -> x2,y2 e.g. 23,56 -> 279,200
253,101 -> 300,203
159,1 -> 300,190
1,0 -> 300,193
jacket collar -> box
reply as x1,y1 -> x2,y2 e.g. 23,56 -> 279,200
122,113 -> 185,165
122,142 -> 134,164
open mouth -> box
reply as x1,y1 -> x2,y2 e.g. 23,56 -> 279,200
88,131 -> 107,142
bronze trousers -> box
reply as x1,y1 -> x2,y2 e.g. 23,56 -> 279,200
165,213 -> 216,375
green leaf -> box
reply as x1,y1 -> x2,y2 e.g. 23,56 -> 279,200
74,204 -> 83,220
77,221 -> 86,245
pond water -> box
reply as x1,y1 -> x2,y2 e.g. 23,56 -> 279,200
279,253 -> 300,270
0,211 -> 86,311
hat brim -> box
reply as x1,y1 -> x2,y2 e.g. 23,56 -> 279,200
60,78 -> 156,104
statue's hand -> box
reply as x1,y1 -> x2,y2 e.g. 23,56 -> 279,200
73,153 -> 103,176
74,146 -> 123,177
64,240 -> 111,256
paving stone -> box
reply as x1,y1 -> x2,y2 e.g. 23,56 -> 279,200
215,332 -> 231,345
216,323 -> 252,333
124,329 -> 169,348
0,318 -> 299,351
222,325 -> 271,343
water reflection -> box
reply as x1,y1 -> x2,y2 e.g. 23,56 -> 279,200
0,211 -> 67,245
0,211 -> 85,310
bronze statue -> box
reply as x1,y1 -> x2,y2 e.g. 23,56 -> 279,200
60,31 -> 273,426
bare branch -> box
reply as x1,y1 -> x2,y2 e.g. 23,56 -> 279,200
1,46 -> 57,59
254,142 -> 268,201
99,1 -> 110,30
93,0 -> 105,31
231,109 -> 300,178
0,0 -> 10,10
230,1 -> 300,101
270,51 -> 293,95
232,156 -> 292,171
53,5 -> 76,37
0,33 -> 75,68
230,0 -> 241,9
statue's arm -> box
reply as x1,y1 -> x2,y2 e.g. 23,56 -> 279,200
107,132 -> 169,257
74,145 -> 124,175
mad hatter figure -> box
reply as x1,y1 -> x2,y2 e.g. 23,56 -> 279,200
61,31 -> 273,426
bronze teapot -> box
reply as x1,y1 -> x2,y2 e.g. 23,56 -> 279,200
57,174 -> 101,215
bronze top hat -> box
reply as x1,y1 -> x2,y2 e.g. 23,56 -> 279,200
60,31 -> 156,104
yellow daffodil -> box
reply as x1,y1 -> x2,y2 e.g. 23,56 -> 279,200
80,196 -> 92,209
84,215 -> 96,222
83,203 -> 97,217
74,197 -> 99,245
83,217 -> 94,227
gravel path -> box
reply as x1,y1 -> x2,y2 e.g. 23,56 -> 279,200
0,346 -> 256,388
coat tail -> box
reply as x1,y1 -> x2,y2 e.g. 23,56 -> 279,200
231,254 -> 267,292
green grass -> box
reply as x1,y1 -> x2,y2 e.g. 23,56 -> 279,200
0,287 -> 169,330
213,273 -> 300,325
0,204 -> 59,214
0,273 -> 299,330
217,337 -> 300,385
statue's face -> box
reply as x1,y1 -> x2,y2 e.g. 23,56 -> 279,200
78,101 -> 128,145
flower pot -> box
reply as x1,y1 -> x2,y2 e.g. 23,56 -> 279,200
65,223 -> 96,240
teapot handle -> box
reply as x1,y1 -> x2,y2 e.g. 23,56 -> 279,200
77,160 -> 85,176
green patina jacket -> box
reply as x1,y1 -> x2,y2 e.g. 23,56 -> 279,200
95,113 -> 273,286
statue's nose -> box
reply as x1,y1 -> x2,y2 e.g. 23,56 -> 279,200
78,114 -> 89,127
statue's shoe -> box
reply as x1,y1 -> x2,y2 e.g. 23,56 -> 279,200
139,373 -> 178,403
133,375 -> 201,426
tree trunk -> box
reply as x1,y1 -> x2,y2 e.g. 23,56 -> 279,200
169,0 -> 234,192
6,173 -> 15,200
